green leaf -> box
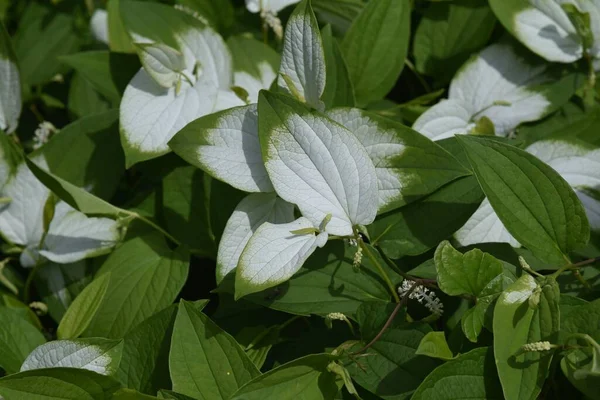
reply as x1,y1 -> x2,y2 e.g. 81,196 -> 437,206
321,25 -> 354,108
312,0 -> 364,36
158,390 -> 196,400
38,110 -> 124,200
413,0 -> 496,83
415,331 -> 454,361
345,304 -> 439,399
162,166 -> 215,256
369,175 -> 484,259
434,240 -> 504,297
67,73 -> 111,118
412,347 -> 503,399
230,354 -> 340,400
82,234 -> 188,339
457,135 -> 589,264
107,0 -> 135,53
231,241 -> 397,317
0,368 -> 122,399
59,52 -> 121,103
176,0 -> 235,33
169,300 -> 260,399
0,307 -> 46,374
57,272 -> 111,340
35,261 -> 95,323
117,305 -> 178,394
342,0 -> 410,106
12,2 -> 81,85
25,157 -> 124,218
113,389 -> 160,400
21,338 -> 123,376
493,275 -> 560,400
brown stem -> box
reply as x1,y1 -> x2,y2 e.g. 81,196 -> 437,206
351,283 -> 416,355
570,256 -> 600,268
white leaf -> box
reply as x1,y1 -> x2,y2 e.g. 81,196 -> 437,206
246,0 -> 300,14
0,24 -> 21,134
21,338 -> 123,375
169,104 -> 272,192
136,42 -> 186,88
0,160 -> 49,249
120,69 -> 245,166
234,62 -> 277,104
259,92 -> 379,237
39,201 -> 121,264
414,43 -> 555,139
236,217 -> 327,298
526,139 -> 600,230
455,198 -> 520,247
277,0 -> 326,109
412,99 -> 472,141
90,9 -> 109,45
216,193 -> 295,282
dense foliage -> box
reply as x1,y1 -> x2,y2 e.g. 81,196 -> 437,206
0,0 -> 599,399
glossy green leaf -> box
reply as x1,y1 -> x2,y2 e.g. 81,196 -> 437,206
108,0 -> 135,53
0,307 -> 46,374
413,0 -> 496,83
59,51 -> 121,103
415,331 -> 454,361
38,110 -> 124,200
117,305 -> 178,394
458,135 -> 589,264
230,354 -> 340,400
369,175 -> 484,259
83,234 -> 188,339
342,0 -> 410,106
412,347 -> 503,399
0,368 -> 122,400
493,275 -> 560,400
57,272 -> 111,340
169,300 -> 260,399
321,25 -> 354,108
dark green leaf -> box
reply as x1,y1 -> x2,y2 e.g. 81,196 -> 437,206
0,307 -> 46,374
170,300 -> 259,399
321,25 -> 354,108
457,135 -> 589,264
342,0 -> 410,106
176,0 -> 234,33
68,73 -> 111,118
59,52 -> 121,103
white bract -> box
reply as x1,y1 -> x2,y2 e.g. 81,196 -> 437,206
0,23 -> 21,134
0,157 -> 121,268
277,0 -> 326,110
120,9 -> 247,166
413,43 -> 556,141
90,9 -> 109,45
20,338 -> 123,376
216,193 -> 295,283
456,140 -> 600,246
489,0 -> 600,65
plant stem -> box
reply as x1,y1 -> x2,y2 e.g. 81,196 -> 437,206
24,262 -> 44,304
551,256 -> 600,278
404,59 -> 431,93
360,241 -> 400,303
351,283 -> 416,355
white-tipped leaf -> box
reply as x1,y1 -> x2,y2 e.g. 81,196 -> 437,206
327,107 -> 469,212
20,338 -> 123,376
169,104 -> 272,192
277,0 -> 326,109
455,199 -> 520,247
136,42 -> 186,88
414,43 -> 562,140
217,193 -> 295,283
120,71 -> 244,167
526,139 -> 600,230
0,21 -> 21,134
228,35 -> 279,103
236,217 -> 328,298
489,0 -> 600,63
39,201 -> 121,264
258,92 -> 378,237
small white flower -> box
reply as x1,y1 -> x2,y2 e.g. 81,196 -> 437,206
398,280 -> 444,316
520,341 -> 552,352
326,312 -> 346,321
33,121 -> 58,149
261,10 -> 283,40
352,246 -> 363,269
